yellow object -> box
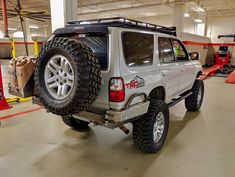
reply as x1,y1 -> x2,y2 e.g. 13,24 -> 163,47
34,41 -> 39,57
7,97 -> 32,104
11,38 -> 16,58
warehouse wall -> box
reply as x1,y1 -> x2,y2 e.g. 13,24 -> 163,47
138,16 -> 173,27
0,38 -> 43,58
181,33 -> 215,66
140,15 -> 197,34
184,18 -> 196,34
0,21 -> 51,59
206,16 -> 235,64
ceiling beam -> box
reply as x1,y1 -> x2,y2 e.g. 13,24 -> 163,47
78,2 -> 173,16
78,0 -> 130,8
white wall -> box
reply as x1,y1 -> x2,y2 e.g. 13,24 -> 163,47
183,17 -> 196,34
206,16 -> 235,64
139,15 -> 197,35
138,16 -> 173,27
207,16 -> 235,42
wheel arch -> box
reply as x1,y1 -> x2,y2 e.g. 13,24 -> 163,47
196,71 -> 203,78
148,86 -> 166,101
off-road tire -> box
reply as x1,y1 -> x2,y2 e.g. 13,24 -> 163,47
35,37 -> 101,116
133,100 -> 169,153
185,79 -> 204,112
62,116 -> 89,130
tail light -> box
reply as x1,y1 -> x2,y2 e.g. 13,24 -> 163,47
109,77 -> 125,102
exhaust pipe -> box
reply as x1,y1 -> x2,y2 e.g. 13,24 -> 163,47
119,125 -> 130,134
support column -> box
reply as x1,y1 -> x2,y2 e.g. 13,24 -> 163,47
173,3 -> 186,37
50,0 -> 78,32
24,18 -> 31,41
204,16 -> 208,37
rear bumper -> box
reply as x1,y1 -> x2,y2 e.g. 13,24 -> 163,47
73,101 -> 150,128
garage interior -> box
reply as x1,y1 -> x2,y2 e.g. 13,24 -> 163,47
0,0 -> 235,177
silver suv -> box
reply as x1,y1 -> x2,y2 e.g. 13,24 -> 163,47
33,17 -> 204,153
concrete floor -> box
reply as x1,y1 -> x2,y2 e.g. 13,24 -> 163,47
1,59 -> 235,177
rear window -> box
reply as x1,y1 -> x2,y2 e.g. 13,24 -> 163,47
76,33 -> 108,70
122,32 -> 154,67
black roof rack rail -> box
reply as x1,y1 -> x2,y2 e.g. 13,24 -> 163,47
67,17 -> 177,36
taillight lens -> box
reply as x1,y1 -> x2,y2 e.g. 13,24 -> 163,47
109,77 -> 125,102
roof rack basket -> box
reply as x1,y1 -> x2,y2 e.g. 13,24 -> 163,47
67,17 -> 177,36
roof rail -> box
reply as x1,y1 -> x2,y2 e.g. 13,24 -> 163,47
67,17 -> 177,36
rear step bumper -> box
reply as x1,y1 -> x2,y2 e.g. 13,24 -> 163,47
74,91 -> 192,128
73,101 -> 150,128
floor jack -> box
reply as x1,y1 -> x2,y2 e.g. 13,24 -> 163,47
199,45 -> 231,80
199,34 -> 235,84
218,34 -> 235,84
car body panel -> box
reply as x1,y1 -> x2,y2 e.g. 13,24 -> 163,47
89,27 -> 202,112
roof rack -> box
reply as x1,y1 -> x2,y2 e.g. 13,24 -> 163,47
67,17 -> 177,36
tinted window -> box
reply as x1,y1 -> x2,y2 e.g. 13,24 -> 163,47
158,37 -> 175,63
76,34 -> 108,70
172,39 -> 188,61
123,32 -> 154,67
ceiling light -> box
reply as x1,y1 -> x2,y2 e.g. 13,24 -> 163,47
192,6 -> 205,12
197,6 -> 205,12
31,34 -> 38,37
8,28 -> 17,31
194,19 -> 203,23
184,13 -> 190,17
0,31 -> 4,38
29,25 -> 39,29
79,22 -> 90,24
140,23 -> 147,26
145,12 -> 156,17
13,31 -> 24,38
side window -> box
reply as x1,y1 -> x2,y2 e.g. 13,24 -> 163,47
76,34 -> 108,70
172,39 -> 188,61
122,32 -> 154,67
158,37 -> 175,63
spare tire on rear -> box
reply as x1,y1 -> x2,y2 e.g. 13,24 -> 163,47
35,37 -> 101,116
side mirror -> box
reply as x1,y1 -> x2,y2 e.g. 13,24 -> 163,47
189,52 -> 200,60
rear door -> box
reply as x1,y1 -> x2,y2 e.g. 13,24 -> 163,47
171,39 -> 195,92
119,30 -> 156,108
158,37 -> 181,101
